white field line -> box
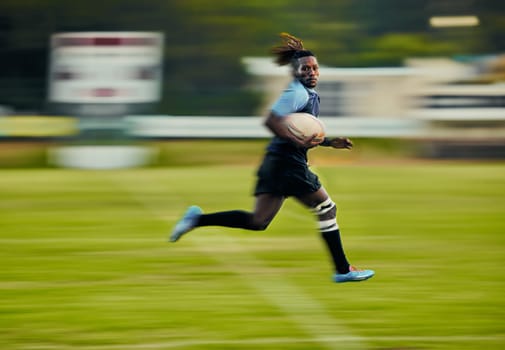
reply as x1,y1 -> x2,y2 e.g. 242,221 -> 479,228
27,335 -> 505,350
0,238 -> 156,244
109,174 -> 367,350
196,233 -> 367,350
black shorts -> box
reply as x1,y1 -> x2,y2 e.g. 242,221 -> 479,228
254,153 -> 321,197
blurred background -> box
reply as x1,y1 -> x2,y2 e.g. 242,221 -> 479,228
0,0 -> 504,167
1,3 -> 504,350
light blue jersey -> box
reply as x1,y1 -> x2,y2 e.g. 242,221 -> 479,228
267,79 -> 320,164
271,80 -> 314,116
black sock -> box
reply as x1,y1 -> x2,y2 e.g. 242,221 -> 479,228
197,210 -> 258,230
321,229 -> 350,274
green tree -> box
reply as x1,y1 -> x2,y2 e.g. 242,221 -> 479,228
0,0 -> 502,114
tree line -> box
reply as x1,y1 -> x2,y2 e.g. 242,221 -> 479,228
0,0 -> 503,115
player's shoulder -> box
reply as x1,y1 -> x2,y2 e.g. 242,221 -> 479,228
285,80 -> 310,101
272,80 -> 311,116
288,80 -> 310,94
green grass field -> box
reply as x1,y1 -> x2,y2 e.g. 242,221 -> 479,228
1,161 -> 504,349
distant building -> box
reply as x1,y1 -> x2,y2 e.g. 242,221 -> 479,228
242,57 -> 416,118
242,56 -> 505,157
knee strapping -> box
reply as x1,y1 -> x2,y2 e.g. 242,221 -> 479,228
312,198 -> 335,216
313,198 -> 339,232
319,218 -> 339,232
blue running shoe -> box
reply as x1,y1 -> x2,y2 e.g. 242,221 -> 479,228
333,266 -> 375,283
169,206 -> 202,242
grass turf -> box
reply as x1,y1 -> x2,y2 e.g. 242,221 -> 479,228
1,163 -> 504,349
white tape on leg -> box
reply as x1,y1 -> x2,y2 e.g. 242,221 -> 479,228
312,198 -> 335,216
319,218 -> 339,232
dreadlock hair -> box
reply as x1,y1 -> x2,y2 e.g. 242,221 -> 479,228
271,32 -> 314,66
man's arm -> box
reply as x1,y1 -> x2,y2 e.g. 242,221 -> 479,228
320,137 -> 353,149
264,111 -> 321,148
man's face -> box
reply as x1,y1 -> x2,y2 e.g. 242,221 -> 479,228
293,56 -> 319,88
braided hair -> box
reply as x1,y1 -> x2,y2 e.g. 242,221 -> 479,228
271,32 -> 314,66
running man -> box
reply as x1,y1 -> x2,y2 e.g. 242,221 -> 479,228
170,33 -> 374,283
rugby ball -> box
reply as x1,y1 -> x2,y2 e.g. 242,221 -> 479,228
285,113 -> 325,143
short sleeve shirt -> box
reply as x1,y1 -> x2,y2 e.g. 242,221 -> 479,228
266,80 -> 320,164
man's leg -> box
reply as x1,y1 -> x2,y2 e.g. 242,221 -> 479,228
170,194 -> 284,242
297,187 -> 374,282
197,193 -> 284,230
297,187 -> 350,274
